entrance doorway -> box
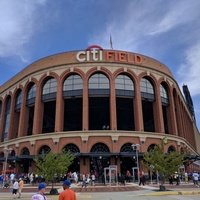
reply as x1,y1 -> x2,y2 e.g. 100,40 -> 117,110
90,156 -> 110,182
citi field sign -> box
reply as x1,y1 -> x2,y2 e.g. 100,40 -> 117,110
76,45 -> 143,64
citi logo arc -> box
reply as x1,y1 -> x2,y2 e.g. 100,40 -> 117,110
76,45 -> 103,62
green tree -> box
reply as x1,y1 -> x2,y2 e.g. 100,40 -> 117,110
34,150 -> 74,192
143,139 -> 184,190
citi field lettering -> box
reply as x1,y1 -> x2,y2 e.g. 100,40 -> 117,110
76,45 -> 143,64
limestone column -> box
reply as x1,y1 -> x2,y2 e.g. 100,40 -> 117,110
0,99 -> 6,137
168,88 -> 178,135
82,78 -> 88,130
8,94 -> 15,140
18,89 -> 27,137
33,83 -> 43,134
154,84 -> 165,133
134,80 -> 143,131
110,79 -> 117,130
55,80 -> 64,132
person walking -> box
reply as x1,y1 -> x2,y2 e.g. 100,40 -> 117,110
31,182 -> 47,200
12,179 -> 19,199
192,171 -> 199,187
58,179 -> 77,200
139,170 -> 145,186
18,178 -> 24,198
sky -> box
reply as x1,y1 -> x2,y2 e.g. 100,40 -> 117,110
0,0 -> 200,129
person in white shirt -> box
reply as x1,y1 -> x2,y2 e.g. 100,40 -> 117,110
12,179 -> 19,199
192,171 -> 199,187
31,182 -> 47,200
10,173 -> 15,187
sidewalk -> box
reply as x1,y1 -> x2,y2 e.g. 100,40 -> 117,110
0,182 -> 200,196
139,182 -> 200,196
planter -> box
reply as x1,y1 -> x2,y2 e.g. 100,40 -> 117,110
159,185 -> 166,191
50,188 -> 59,195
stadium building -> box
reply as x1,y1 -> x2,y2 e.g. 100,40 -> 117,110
0,45 -> 200,178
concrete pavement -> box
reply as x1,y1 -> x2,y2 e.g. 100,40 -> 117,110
0,182 -> 200,199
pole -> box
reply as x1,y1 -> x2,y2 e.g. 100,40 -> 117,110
136,147 -> 140,184
132,144 -> 140,184
2,148 -> 12,188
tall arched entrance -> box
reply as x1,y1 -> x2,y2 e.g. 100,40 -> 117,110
63,143 -> 80,173
90,143 -> 110,182
120,143 -> 135,176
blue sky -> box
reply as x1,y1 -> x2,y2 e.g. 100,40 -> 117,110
0,0 -> 200,129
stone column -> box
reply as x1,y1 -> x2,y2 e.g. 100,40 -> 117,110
82,79 -> 88,130
55,80 -> 64,132
110,79 -> 117,130
134,80 -> 143,131
33,84 -> 43,134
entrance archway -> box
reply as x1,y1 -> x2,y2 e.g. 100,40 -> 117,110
63,143 -> 80,173
120,143 -> 135,182
90,143 -> 110,182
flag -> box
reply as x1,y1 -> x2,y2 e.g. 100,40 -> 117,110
110,34 -> 113,49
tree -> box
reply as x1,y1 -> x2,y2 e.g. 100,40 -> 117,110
34,150 -> 75,194
143,139 -> 185,190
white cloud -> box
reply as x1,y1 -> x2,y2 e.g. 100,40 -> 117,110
149,0 -> 200,35
0,0 -> 47,59
178,42 -> 200,96
89,0 -> 200,54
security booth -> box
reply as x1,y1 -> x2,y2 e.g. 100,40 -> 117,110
132,167 -> 139,183
104,165 -> 118,185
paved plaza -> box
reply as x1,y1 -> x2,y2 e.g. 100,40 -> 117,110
0,182 -> 200,200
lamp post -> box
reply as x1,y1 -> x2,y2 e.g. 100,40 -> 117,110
131,144 -> 140,184
2,147 -> 12,188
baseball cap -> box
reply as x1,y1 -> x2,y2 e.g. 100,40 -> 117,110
38,182 -> 46,190
63,180 -> 71,187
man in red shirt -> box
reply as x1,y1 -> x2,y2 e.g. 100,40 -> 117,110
58,180 -> 77,200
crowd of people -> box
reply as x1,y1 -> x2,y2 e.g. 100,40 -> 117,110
1,170 -> 200,200
168,171 -> 200,187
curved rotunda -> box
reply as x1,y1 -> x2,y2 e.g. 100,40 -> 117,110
0,47 -> 199,176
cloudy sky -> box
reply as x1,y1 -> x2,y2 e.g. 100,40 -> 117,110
0,0 -> 200,129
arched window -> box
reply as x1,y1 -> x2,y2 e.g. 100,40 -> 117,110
160,83 -> 170,134
89,73 -> 110,130
10,150 -> 16,157
21,147 -> 30,155
168,145 -> 176,153
115,75 -> 134,97
42,78 -> 57,133
26,83 -> 36,135
120,143 -> 134,152
63,75 -> 83,97
63,74 -> 83,131
63,144 -> 80,154
27,83 -> 36,105
140,77 -> 155,132
147,144 -> 158,152
160,84 -> 169,105
89,73 -> 109,96
90,143 -> 110,153
115,74 -> 135,130
15,90 -> 22,111
38,145 -> 51,155
42,78 -> 57,101
140,78 -> 155,101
